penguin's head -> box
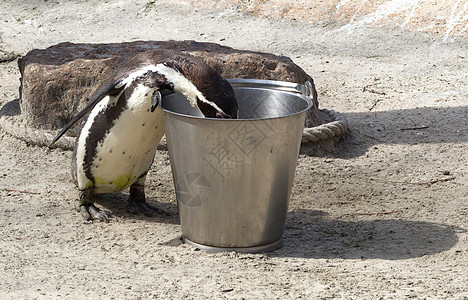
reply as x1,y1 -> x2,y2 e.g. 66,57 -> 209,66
155,55 -> 238,119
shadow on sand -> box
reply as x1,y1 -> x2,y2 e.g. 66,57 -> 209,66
273,209 -> 464,259
301,105 -> 468,157
93,192 -> 180,225
151,207 -> 463,260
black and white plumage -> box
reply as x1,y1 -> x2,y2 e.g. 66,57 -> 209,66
50,50 -> 238,222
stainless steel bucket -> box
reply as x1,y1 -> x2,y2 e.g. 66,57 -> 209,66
161,79 -> 313,253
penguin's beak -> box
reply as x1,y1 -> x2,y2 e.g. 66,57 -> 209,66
216,111 -> 232,119
151,90 -> 162,112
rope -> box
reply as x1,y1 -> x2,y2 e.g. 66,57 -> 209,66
301,109 -> 349,143
1,101 -> 348,150
0,100 -> 75,150
0,115 -> 75,150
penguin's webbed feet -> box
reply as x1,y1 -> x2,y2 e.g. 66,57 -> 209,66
127,183 -> 170,217
79,191 -> 110,223
80,204 -> 111,223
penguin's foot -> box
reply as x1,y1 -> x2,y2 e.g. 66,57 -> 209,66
80,204 -> 111,223
127,183 -> 170,217
79,190 -> 110,222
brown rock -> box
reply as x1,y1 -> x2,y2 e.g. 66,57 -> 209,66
18,40 -> 321,135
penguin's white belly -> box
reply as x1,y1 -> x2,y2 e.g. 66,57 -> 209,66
90,109 -> 164,193
76,85 -> 165,193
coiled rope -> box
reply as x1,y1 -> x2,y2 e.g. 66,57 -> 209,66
301,109 -> 349,143
0,100 -> 75,150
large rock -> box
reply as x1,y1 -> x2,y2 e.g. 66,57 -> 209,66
18,40 -> 321,136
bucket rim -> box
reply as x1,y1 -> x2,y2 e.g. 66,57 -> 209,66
227,78 -> 308,95
161,78 -> 313,121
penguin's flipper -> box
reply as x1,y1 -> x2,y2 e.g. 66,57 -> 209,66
48,80 -> 124,147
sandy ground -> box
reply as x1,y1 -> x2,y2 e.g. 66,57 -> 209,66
0,0 -> 467,299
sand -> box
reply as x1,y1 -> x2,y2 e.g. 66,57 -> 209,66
0,0 -> 467,299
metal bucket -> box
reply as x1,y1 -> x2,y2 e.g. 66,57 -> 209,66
161,79 -> 313,253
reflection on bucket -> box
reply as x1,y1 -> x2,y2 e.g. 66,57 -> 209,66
162,79 -> 312,253
176,173 -> 212,208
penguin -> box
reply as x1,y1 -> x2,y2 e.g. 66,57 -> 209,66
50,50 -> 238,222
